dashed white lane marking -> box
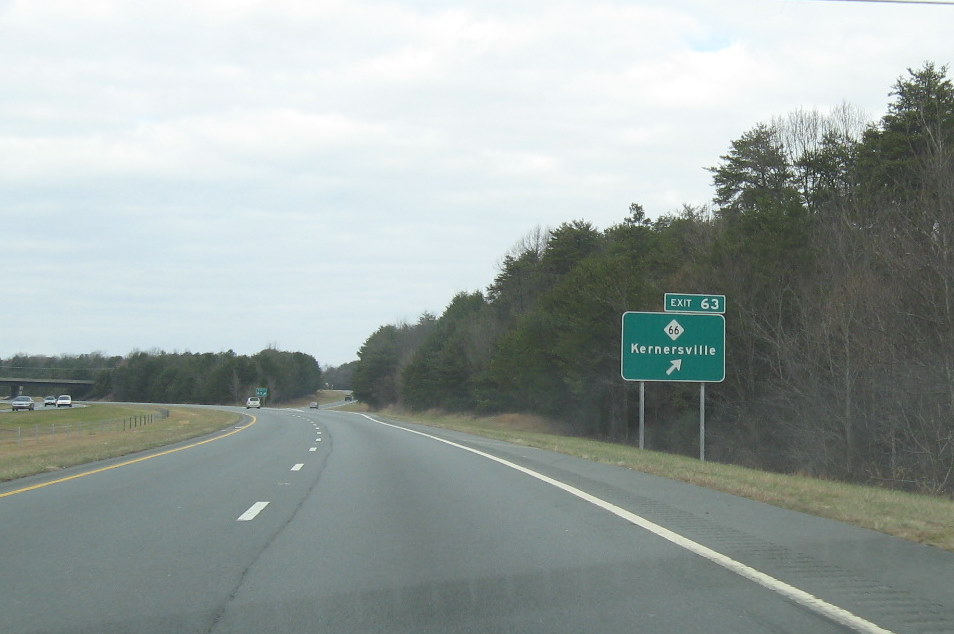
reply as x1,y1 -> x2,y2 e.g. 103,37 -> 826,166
237,501 -> 269,521
309,447 -> 317,452
355,413 -> 894,634
291,464 -> 304,471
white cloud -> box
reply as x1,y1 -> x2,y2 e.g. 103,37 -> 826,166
1,0 -> 952,364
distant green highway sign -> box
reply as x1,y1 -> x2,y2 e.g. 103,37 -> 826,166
621,311 -> 725,382
256,387 -> 269,397
664,293 -> 726,314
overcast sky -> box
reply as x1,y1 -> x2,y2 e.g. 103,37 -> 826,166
2,0 -> 951,367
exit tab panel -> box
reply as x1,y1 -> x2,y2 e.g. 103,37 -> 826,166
664,293 -> 726,314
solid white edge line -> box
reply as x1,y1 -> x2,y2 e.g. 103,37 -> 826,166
291,464 -> 304,471
356,413 -> 894,634
237,501 -> 269,521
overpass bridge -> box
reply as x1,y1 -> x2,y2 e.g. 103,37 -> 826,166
0,376 -> 97,399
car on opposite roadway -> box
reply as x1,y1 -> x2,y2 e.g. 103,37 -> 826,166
309,402 -> 319,409
246,397 -> 261,409
56,395 -> 72,408
12,396 -> 35,411
43,395 -> 57,407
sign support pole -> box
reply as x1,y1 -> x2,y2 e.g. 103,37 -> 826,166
699,383 -> 706,462
639,381 -> 645,450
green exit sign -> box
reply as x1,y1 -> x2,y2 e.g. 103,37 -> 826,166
256,387 -> 269,397
621,311 -> 725,382
664,293 -> 726,314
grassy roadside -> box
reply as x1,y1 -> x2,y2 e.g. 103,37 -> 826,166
367,406 -> 954,553
0,404 -> 241,482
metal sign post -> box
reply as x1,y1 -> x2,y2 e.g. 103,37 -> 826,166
639,381 -> 645,450
700,383 -> 705,461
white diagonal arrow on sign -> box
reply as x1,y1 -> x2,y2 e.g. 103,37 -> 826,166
666,359 -> 682,375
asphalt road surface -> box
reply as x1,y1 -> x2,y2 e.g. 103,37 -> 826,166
1,406 -> 953,633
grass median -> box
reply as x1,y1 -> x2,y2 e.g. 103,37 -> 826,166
371,407 -> 954,553
0,403 -> 241,482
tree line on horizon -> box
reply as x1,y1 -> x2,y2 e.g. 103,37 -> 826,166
352,62 -> 954,495
2,348 -> 323,405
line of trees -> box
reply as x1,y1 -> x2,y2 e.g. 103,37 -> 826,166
322,360 -> 357,391
97,348 -> 323,404
353,62 -> 954,495
3,349 -> 323,405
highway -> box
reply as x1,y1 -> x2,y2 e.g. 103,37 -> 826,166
1,406 -> 953,633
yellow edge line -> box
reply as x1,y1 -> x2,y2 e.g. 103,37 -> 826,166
0,414 -> 258,499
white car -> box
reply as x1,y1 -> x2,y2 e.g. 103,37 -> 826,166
12,396 -> 35,411
246,397 -> 261,409
56,395 -> 72,408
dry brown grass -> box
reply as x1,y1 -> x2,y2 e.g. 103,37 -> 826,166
0,405 -> 240,482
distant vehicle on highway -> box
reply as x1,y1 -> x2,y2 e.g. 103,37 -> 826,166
246,397 -> 261,409
309,402 -> 319,409
56,395 -> 72,408
345,394 -> 353,401
43,395 -> 56,407
12,396 -> 35,411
